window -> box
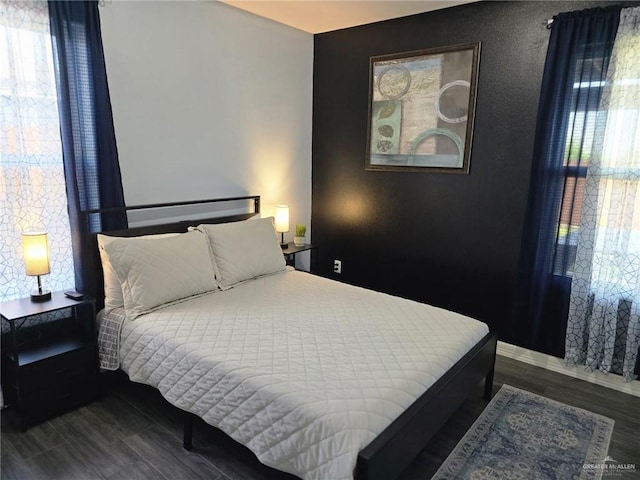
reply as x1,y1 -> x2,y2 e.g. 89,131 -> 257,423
0,1 -> 74,301
553,53 -> 612,277
554,43 -> 640,289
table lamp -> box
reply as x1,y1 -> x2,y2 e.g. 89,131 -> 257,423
274,205 -> 289,248
23,232 -> 52,302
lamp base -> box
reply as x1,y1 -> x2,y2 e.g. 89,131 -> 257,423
31,290 -> 51,302
280,242 -> 288,249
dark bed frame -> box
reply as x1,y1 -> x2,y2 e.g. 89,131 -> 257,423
81,195 -> 497,480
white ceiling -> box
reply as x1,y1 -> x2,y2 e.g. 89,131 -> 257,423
219,0 -> 478,34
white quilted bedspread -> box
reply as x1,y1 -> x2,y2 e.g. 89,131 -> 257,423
118,269 -> 489,480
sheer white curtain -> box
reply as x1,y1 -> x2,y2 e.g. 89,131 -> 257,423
565,7 -> 640,381
0,0 -> 74,301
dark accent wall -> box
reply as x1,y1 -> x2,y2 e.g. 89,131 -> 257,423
311,1 -> 617,353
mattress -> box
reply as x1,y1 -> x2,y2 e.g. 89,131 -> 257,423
113,269 -> 489,480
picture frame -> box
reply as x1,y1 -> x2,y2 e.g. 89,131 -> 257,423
366,43 -> 481,174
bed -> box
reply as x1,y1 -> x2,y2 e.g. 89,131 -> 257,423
81,195 -> 497,480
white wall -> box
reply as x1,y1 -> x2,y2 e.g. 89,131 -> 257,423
99,1 -> 313,233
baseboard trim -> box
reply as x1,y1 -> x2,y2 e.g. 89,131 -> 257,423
497,341 -> 640,398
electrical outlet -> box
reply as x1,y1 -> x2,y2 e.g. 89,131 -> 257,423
333,259 -> 342,274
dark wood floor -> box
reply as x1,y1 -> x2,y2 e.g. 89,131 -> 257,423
2,355 -> 639,480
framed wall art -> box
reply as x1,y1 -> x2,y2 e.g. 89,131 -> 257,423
366,43 -> 481,174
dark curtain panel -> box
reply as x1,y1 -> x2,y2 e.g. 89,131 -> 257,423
48,1 -> 127,292
510,6 -> 621,357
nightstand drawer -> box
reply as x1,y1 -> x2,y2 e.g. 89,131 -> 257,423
21,374 -> 98,423
19,346 -> 97,393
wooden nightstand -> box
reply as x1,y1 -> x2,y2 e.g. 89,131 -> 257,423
282,243 -> 314,269
0,292 -> 99,429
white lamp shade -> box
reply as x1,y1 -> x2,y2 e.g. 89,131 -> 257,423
274,205 -> 290,233
23,232 -> 50,276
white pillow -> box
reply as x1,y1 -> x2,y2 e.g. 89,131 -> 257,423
196,217 -> 286,290
101,230 -> 217,319
97,233 -> 179,313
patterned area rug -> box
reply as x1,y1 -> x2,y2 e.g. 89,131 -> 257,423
433,385 -> 614,480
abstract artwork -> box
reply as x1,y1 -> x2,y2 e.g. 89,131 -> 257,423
366,43 -> 481,174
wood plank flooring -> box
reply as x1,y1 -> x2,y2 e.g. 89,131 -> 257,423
2,355 -> 639,480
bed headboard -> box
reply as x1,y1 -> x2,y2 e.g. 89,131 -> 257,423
80,195 -> 260,311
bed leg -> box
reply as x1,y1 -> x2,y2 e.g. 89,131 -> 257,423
484,367 -> 495,400
183,412 -> 194,450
